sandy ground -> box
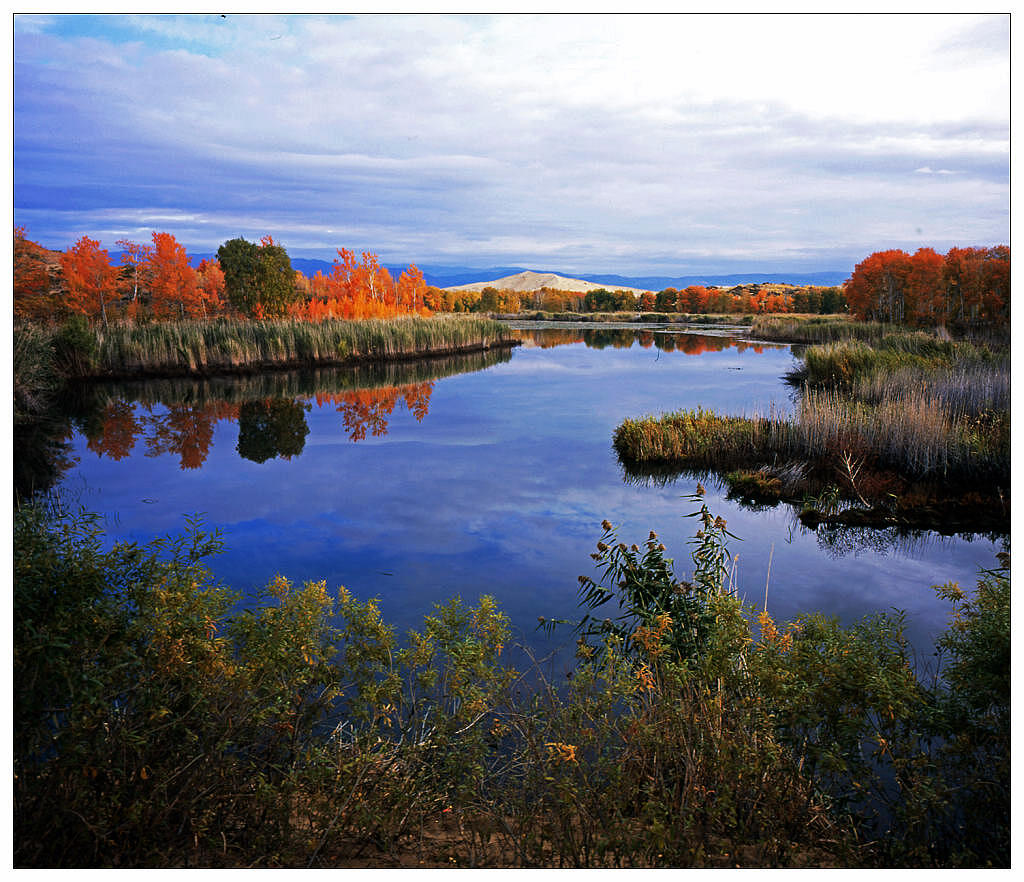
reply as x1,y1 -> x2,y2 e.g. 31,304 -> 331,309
444,270 -> 652,295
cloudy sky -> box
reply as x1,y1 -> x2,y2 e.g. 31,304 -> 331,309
13,12 -> 1009,276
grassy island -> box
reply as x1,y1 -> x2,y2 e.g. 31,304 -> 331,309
614,326 -> 1009,531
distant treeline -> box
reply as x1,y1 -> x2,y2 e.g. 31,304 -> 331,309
14,227 -> 1008,331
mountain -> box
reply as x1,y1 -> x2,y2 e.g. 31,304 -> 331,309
443,270 -> 653,295
573,271 -> 850,289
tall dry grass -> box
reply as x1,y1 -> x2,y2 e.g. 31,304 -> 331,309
750,316 -> 888,345
614,384 -> 1008,484
796,334 -> 1001,389
85,315 -> 517,378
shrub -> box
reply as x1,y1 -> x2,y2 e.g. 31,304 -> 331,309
52,314 -> 99,376
13,498 -> 1009,867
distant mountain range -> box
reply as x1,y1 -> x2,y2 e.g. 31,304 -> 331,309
284,260 -> 850,289
290,261 -> 850,290
111,252 -> 849,289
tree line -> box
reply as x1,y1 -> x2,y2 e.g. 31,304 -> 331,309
845,246 -> 1009,329
14,227 -> 1009,328
14,229 -> 431,325
433,282 -> 847,316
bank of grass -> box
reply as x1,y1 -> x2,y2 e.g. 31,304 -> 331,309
614,331 -> 1010,527
14,498 -> 1008,867
793,332 -> 1004,389
749,314 -> 887,344
16,315 -> 518,382
615,388 -> 1007,484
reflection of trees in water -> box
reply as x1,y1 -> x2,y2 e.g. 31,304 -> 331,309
237,399 -> 312,463
41,349 -> 496,474
316,383 -> 433,442
808,517 -> 1006,560
620,462 -> 1004,558
516,326 -> 787,355
14,419 -> 76,500
80,381 -> 435,469
85,399 -> 240,470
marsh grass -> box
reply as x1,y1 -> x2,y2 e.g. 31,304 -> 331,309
614,381 -> 1008,489
13,326 -> 56,422
70,315 -> 517,378
750,315 -> 888,344
794,334 -> 1001,388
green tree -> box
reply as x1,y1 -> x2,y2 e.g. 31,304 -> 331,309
217,236 -> 296,317
217,237 -> 260,315
476,286 -> 500,312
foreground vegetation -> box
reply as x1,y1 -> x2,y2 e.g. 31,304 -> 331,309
14,494 -> 1008,867
615,326 -> 1010,530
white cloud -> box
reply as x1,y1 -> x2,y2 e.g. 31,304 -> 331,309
13,12 -> 1009,272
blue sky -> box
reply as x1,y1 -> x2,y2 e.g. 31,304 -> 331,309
12,12 -> 1010,275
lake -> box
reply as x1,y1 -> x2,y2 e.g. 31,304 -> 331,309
53,324 -> 1004,668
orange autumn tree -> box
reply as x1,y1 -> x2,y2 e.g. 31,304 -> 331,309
196,258 -> 226,317
116,238 -> 154,316
943,245 -> 1010,326
148,232 -> 203,319
292,248 -> 430,321
61,236 -> 119,327
903,247 -> 946,327
14,228 -> 54,322
397,264 -> 428,313
846,245 -> 1010,328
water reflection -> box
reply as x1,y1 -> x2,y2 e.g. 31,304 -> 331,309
38,326 -> 1000,662
18,348 -> 511,488
237,399 -> 311,463
622,466 -> 1007,555
515,326 -> 787,355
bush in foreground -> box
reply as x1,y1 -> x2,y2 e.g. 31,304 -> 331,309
14,497 -> 1008,867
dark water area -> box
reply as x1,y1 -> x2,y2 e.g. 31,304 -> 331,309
49,325 -> 1004,671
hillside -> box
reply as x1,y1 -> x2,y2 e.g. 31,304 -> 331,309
443,270 -> 652,295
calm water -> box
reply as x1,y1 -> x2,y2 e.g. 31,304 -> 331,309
54,325 -> 1003,665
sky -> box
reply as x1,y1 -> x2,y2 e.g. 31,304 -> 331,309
12,12 -> 1010,276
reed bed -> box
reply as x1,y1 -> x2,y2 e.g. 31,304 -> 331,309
614,385 -> 1008,485
852,360 -> 1009,416
749,315 -> 888,344
13,325 -> 56,421
86,315 -> 516,378
796,334 -> 1002,389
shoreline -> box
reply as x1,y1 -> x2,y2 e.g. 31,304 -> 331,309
76,336 -> 521,382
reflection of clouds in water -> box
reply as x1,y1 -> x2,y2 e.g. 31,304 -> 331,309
57,330 -> 1001,658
